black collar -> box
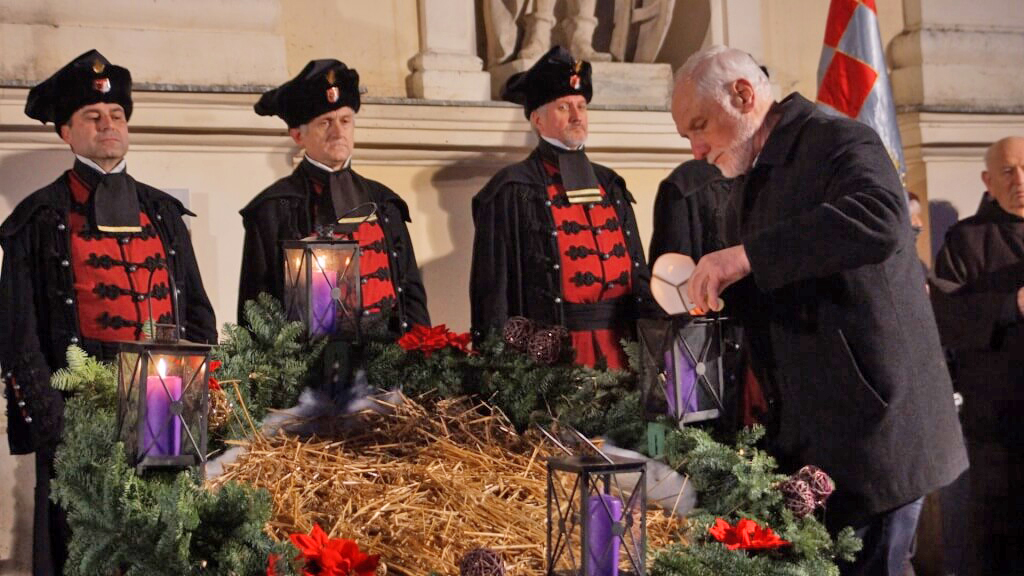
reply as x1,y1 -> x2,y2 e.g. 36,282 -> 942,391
752,93 -> 817,168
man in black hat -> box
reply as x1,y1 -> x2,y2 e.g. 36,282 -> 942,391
0,49 -> 217,575
240,59 -> 429,338
470,46 -> 651,370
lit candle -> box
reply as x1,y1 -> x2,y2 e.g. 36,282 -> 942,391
665,341 -> 697,418
587,493 -> 623,576
143,358 -> 182,457
310,254 -> 337,336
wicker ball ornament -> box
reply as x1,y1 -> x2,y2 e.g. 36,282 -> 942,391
207,387 -> 233,431
459,547 -> 505,576
796,465 -> 835,506
780,477 -> 816,518
502,316 -> 536,352
527,326 -> 568,365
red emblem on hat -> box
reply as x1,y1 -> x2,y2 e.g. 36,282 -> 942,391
569,59 -> 583,90
326,86 -> 340,103
93,78 -> 111,94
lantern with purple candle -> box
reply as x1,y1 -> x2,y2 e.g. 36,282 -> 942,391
116,334 -> 212,475
547,456 -> 647,576
282,238 -> 361,339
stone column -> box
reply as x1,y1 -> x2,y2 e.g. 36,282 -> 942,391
706,0 -> 766,60
890,0 -> 1024,112
406,0 -> 491,101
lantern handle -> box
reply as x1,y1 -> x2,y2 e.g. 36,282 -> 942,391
331,201 -> 378,235
144,257 -> 182,341
568,426 -> 615,464
534,423 -> 574,456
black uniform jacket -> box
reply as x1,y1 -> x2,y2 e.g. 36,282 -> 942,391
931,197 -> 1024,443
1,168 -> 217,455
238,161 -> 429,331
470,146 -> 652,341
725,93 -> 968,529
649,159 -> 733,263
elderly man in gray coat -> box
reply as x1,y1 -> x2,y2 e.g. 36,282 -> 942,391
670,45 -> 968,576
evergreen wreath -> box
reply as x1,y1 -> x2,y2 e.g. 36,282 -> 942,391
212,293 -> 326,441
650,425 -> 861,576
50,345 -> 298,576
365,332 -> 647,451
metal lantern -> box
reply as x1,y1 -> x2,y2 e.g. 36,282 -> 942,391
637,317 -> 728,426
547,456 -> 647,576
116,335 -> 212,474
283,238 -> 361,339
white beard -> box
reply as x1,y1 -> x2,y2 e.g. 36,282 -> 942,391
715,107 -> 761,178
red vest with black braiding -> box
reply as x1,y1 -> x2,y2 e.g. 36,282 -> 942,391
309,179 -> 397,314
67,169 -> 173,341
542,159 -> 632,370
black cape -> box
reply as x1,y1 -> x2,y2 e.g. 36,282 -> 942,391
469,146 -> 652,341
1,168 -> 217,455
649,159 -> 733,263
238,161 -> 429,332
1,166 -> 217,576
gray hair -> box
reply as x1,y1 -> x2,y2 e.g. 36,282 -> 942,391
676,45 -> 771,105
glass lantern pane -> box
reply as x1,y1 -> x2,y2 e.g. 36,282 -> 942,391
141,353 -> 184,458
117,351 -> 141,464
178,354 -> 208,461
283,246 -> 309,325
309,243 -> 360,338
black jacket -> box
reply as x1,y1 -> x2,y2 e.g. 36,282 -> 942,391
1,168 -> 217,455
469,146 -> 652,341
727,93 -> 968,528
238,161 -> 429,332
931,197 -> 1024,443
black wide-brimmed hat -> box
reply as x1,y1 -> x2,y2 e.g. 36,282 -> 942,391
501,46 -> 593,119
255,59 -> 361,128
25,49 -> 133,134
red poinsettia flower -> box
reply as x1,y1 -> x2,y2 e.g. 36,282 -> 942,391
709,517 -> 790,551
289,524 -> 380,576
208,360 -> 223,391
332,538 -> 380,576
445,330 -> 473,354
266,553 -> 280,576
398,324 -> 473,356
291,524 -> 342,575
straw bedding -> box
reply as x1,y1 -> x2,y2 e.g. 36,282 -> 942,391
208,394 -> 685,576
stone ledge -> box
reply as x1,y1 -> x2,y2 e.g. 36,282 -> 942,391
0,88 -> 690,168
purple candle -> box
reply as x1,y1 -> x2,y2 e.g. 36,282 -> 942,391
310,255 -> 337,336
143,358 -> 182,456
587,493 -> 623,576
664,340 -> 697,418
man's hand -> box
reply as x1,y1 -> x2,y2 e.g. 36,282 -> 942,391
687,245 -> 752,312
1017,286 -> 1024,318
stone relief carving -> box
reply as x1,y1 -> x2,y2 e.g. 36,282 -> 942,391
483,0 -> 676,66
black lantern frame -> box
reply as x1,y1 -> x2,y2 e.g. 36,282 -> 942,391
547,456 -> 647,576
282,238 -> 362,340
116,339 -> 212,475
638,317 -> 727,426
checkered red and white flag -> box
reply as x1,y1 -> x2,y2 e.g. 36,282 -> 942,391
816,0 -> 906,184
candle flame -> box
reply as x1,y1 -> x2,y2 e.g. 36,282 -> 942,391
157,358 -> 168,378
316,255 -> 328,271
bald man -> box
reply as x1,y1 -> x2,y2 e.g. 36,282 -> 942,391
930,136 -> 1024,575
